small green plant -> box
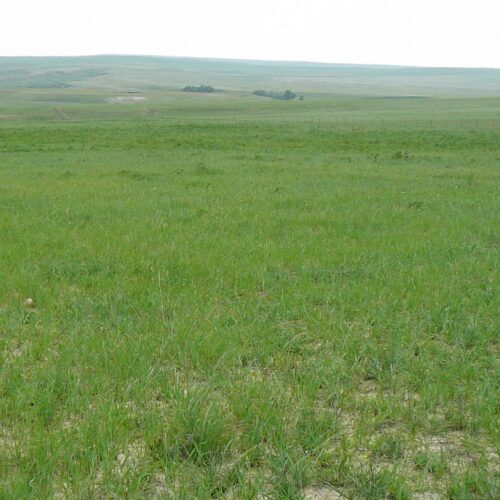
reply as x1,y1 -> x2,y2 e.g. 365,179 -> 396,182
414,451 -> 447,477
151,390 -> 233,466
447,470 -> 497,499
352,468 -> 410,499
270,448 -> 311,498
371,434 -> 405,460
392,150 -> 413,160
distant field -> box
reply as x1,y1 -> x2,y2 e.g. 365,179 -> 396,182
1,55 -> 500,96
0,57 -> 499,498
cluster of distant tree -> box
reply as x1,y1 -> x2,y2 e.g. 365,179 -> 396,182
182,85 -> 216,93
252,89 -> 303,101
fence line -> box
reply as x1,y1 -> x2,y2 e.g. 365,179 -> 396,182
153,114 -> 500,130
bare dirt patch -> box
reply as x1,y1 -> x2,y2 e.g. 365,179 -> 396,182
0,426 -> 16,452
303,485 -> 346,499
107,96 -> 147,104
412,493 -> 443,500
3,341 -> 28,366
114,441 -> 147,475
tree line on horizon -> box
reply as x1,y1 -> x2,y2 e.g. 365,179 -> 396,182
252,89 -> 303,100
182,85 -> 216,93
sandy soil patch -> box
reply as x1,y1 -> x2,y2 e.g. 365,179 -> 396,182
107,96 -> 147,104
303,485 -> 346,499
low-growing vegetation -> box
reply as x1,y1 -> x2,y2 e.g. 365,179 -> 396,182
183,84 -> 216,93
253,89 -> 298,100
0,60 -> 499,498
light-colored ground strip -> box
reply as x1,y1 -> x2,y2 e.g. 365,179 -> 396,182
114,441 -> 147,475
418,432 -> 464,454
303,485 -> 346,499
3,341 -> 28,366
107,96 -> 147,104
0,426 -> 17,452
412,493 -> 443,500
149,473 -> 170,498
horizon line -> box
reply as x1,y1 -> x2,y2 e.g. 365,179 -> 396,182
1,53 -> 499,71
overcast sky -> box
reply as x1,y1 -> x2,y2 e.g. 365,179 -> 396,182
1,0 -> 499,68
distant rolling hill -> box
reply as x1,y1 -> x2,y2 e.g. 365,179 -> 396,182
1,55 -> 499,97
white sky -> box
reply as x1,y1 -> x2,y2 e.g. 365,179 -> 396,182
1,0 -> 499,68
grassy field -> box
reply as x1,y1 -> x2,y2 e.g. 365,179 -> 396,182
0,57 -> 499,498
2,55 -> 500,96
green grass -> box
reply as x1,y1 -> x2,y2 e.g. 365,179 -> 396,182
1,55 -> 500,96
0,61 -> 499,498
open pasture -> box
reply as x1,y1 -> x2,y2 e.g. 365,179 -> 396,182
0,57 -> 499,498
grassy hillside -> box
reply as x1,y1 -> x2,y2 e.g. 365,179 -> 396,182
0,57 -> 499,498
1,55 -> 500,96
